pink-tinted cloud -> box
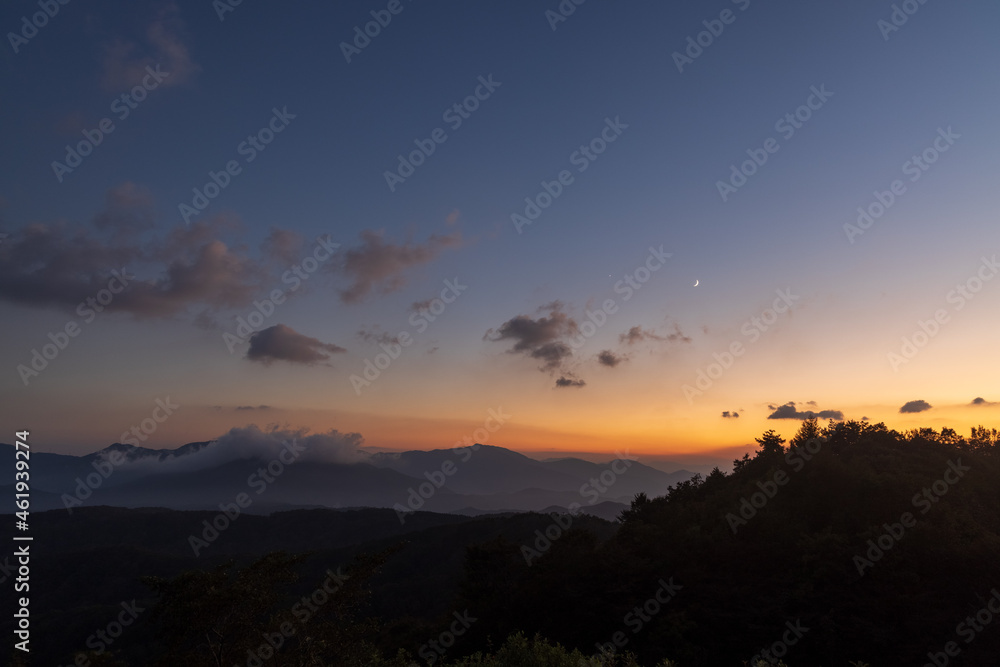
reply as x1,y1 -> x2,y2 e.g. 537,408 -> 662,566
336,229 -> 462,303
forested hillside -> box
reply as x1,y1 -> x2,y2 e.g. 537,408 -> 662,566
8,419 -> 1000,666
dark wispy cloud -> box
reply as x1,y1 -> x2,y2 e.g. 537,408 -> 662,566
0,186 -> 328,320
971,397 -> 996,406
597,350 -> 623,367
767,402 -> 844,420
0,223 -> 266,317
211,404 -> 273,412
619,323 -> 691,346
336,229 -> 462,304
555,376 -> 586,389
260,227 -> 304,265
531,342 -> 574,371
357,328 -> 400,346
92,182 -> 155,238
722,411 -> 740,419
246,324 -> 345,366
899,400 -> 932,414
1,186 -> 463,319
484,302 -> 579,373
100,1 -> 199,91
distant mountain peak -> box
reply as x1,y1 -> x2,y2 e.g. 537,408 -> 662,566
90,440 -> 213,463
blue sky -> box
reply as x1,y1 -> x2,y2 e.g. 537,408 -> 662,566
1,0 -> 998,463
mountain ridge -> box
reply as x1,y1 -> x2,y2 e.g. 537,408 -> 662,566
0,441 -> 695,516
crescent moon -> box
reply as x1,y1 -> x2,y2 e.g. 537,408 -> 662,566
693,279 -> 699,287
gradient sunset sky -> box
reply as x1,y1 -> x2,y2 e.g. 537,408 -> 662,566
1,0 -> 998,466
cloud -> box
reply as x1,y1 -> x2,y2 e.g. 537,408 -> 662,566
410,298 -> 434,313
135,238 -> 266,314
245,324 -> 346,366
101,2 -> 199,91
337,229 -> 462,303
555,376 -> 586,388
597,350 -> 623,367
721,411 -> 740,419
210,425 -> 366,464
445,209 -> 461,225
971,397 -> 996,406
92,182 -> 155,238
530,342 -> 573,370
0,188 -> 278,318
767,402 -> 844,420
357,328 -> 400,346
236,405 -> 271,411
0,219 -> 140,310
619,323 -> 691,345
899,400 -> 932,414
172,425 -> 366,468
0,189 -> 342,321
484,302 -> 579,373
260,227 -> 304,265
95,425 -> 369,483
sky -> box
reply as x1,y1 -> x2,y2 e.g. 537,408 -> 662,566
1,0 -> 998,468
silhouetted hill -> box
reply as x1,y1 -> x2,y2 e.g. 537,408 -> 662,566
8,422 -> 998,665
0,505 -> 615,666
451,420 -> 1000,665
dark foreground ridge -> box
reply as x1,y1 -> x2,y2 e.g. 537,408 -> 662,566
4,419 -> 1000,666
